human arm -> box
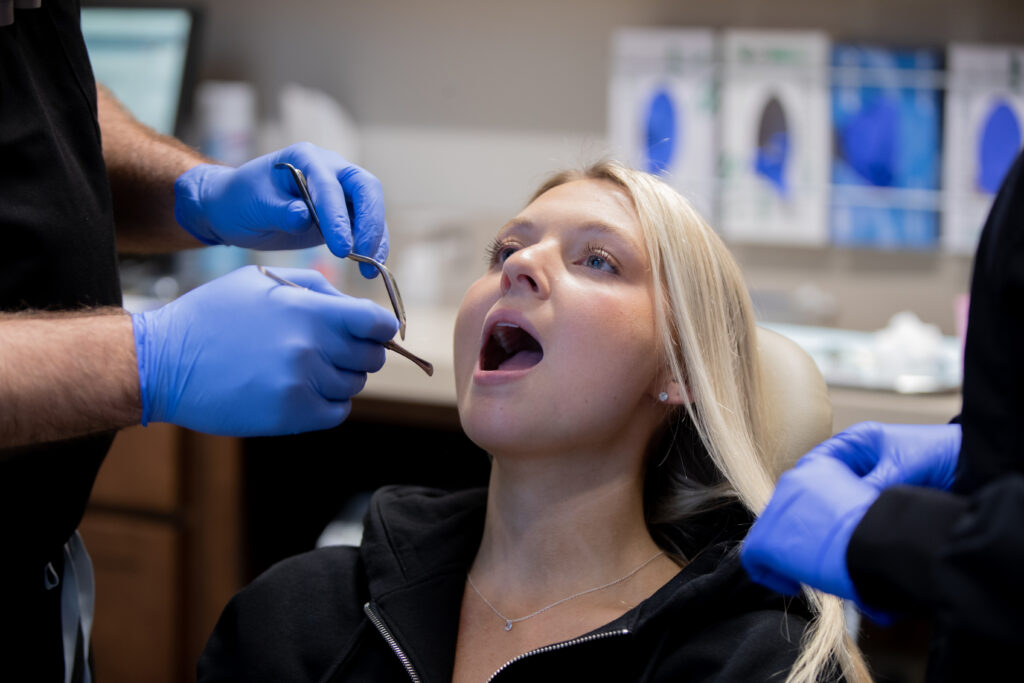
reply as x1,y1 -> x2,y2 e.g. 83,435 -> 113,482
0,309 -> 141,447
740,421 -> 961,607
99,85 -> 389,269
1,267 -> 397,447
97,83 -> 210,253
848,477 -> 1024,642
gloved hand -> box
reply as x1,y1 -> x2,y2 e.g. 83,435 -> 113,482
741,422 -> 962,610
174,142 -> 388,278
132,266 -> 398,436
834,421 -> 961,491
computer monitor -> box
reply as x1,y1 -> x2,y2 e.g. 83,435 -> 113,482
81,3 -> 200,137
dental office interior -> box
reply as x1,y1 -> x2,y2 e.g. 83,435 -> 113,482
81,0 -> 1022,681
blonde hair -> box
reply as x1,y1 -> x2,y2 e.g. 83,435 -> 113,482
531,162 -> 870,683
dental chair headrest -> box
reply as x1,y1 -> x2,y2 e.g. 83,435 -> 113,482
756,326 -> 833,476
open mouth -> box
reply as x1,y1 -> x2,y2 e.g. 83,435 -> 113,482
481,322 -> 544,372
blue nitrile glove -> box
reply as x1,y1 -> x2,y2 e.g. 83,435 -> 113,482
741,422 -> 962,610
174,142 -> 388,278
741,451 -> 877,602
828,421 -> 961,492
132,266 -> 398,436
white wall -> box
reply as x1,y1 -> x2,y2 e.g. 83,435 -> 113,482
134,0 -> 1024,331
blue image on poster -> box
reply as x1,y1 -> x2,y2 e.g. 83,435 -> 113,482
830,45 -> 943,249
977,100 -> 1021,194
755,95 -> 790,198
645,88 -> 679,175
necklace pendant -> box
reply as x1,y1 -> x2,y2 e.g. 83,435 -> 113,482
504,620 -> 513,632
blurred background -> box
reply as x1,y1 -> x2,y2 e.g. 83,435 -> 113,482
77,1 -> 1023,681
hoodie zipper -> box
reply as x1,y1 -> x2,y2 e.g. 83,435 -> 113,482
486,628 -> 630,682
364,603 -> 422,683
365,601 -> 629,683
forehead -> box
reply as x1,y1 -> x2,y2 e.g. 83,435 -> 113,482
509,179 -> 642,245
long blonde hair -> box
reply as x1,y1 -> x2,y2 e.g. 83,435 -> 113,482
531,162 -> 870,683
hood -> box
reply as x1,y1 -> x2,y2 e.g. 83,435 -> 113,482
360,485 -> 486,600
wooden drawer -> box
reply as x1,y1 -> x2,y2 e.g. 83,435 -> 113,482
79,511 -> 182,683
90,423 -> 181,513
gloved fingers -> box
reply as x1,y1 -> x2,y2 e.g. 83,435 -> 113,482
337,164 -> 388,276
861,459 -> 902,491
280,144 -> 357,258
743,561 -> 804,596
281,200 -> 312,234
330,297 -> 400,343
321,335 -> 388,373
283,398 -> 354,434
805,421 -> 885,476
261,266 -> 343,296
862,423 -> 962,491
311,368 -> 369,402
353,214 -> 389,279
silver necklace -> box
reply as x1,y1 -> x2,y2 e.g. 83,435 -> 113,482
467,551 -> 664,631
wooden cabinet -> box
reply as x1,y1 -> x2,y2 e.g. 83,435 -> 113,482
80,424 -> 243,683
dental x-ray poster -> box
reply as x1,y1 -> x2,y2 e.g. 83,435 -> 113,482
830,45 -> 943,250
608,28 -> 717,219
943,44 -> 1024,253
720,30 -> 830,245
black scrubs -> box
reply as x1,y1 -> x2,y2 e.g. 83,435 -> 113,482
847,151 -> 1024,681
1,0 -> 121,677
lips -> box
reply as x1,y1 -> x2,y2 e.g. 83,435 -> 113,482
480,320 -> 544,372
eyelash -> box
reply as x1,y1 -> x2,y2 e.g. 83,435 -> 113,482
485,237 -> 520,267
485,238 -> 619,274
581,242 -> 619,274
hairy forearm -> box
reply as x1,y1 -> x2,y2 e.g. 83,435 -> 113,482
97,83 -> 213,253
0,309 -> 141,447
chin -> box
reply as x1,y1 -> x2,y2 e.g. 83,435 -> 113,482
458,400 -> 550,458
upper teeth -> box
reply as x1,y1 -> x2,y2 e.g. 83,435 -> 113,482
495,322 -> 519,328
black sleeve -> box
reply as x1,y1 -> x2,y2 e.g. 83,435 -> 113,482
847,476 -> 1024,643
197,546 -> 368,682
957,149 -> 1024,492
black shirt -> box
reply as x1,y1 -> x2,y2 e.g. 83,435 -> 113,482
848,151 -> 1024,681
0,0 -> 121,676
200,487 -> 817,683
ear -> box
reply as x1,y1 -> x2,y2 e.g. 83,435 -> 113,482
659,380 -> 691,406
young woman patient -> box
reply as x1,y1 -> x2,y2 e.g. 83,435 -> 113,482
198,163 -> 868,682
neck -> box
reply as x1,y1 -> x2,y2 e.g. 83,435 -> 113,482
471,447 -> 663,602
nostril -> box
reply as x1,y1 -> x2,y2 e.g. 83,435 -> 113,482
519,274 -> 538,292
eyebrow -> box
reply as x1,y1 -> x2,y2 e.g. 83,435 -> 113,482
499,218 -> 643,251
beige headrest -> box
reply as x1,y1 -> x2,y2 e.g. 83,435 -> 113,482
756,327 -> 833,476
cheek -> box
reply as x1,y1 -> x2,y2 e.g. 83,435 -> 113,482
570,290 -> 657,363
453,279 -> 493,386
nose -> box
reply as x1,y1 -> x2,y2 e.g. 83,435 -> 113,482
499,243 -> 551,299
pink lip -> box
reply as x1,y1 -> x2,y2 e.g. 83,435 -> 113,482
474,309 -> 543,385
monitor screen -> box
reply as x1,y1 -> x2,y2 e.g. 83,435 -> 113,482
81,6 -> 196,136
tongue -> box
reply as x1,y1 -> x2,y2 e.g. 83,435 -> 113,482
498,350 -> 542,371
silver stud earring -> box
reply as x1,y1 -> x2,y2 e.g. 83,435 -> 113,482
658,391 -> 669,403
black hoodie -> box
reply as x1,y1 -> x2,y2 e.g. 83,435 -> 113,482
198,486 -> 815,682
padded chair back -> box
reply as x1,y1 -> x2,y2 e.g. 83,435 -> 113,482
756,327 -> 833,476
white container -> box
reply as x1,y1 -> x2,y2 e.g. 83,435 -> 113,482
608,28 -> 718,220
196,80 -> 256,167
943,44 -> 1024,254
719,30 -> 830,246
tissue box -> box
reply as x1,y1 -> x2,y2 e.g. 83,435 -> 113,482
608,28 -> 718,220
830,45 -> 944,250
719,30 -> 830,245
943,44 -> 1024,253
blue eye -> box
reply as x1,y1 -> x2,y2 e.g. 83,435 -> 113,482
486,238 -> 519,267
582,245 -> 618,274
